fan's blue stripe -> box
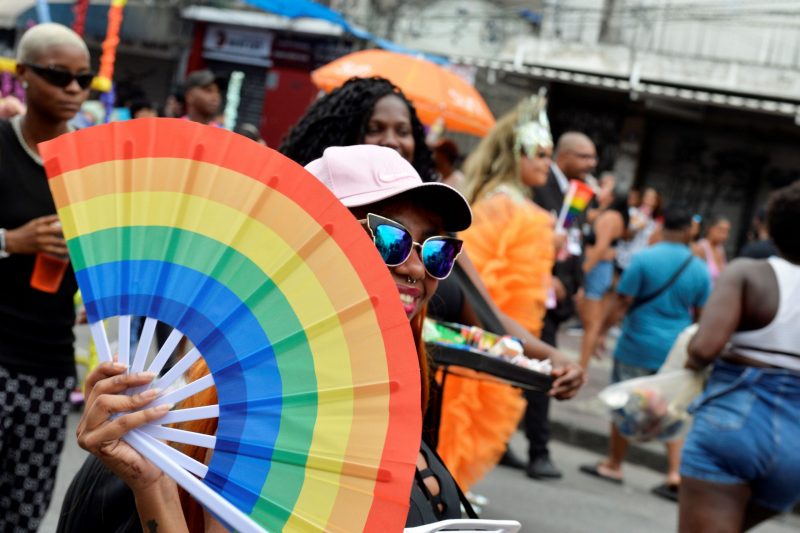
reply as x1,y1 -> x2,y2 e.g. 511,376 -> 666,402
79,261 -> 282,513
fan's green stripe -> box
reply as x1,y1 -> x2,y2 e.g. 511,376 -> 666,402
69,226 -> 315,526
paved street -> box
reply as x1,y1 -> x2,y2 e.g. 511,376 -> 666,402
39,325 -> 800,532
41,412 -> 800,532
473,433 -> 800,533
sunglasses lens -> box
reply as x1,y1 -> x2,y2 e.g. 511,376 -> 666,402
422,238 -> 462,278
373,224 -> 413,266
76,74 -> 94,89
40,69 -> 72,88
31,64 -> 94,89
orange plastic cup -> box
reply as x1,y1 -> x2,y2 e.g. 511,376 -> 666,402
30,253 -> 69,293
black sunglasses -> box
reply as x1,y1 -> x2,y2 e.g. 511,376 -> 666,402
360,213 -> 463,280
23,63 -> 95,90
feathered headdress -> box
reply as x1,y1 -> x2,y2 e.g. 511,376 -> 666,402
514,88 -> 553,159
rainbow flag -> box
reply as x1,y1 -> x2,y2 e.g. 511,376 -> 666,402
556,179 -> 595,230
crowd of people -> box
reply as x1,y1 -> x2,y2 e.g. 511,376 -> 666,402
0,22 -> 798,533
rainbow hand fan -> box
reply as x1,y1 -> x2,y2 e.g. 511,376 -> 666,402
40,119 -> 422,532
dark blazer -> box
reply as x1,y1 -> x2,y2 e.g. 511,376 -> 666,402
532,167 -> 566,217
532,166 -> 583,323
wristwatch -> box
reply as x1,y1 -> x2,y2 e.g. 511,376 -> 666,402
0,228 -> 9,258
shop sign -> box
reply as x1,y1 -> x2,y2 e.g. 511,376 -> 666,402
203,25 -> 273,64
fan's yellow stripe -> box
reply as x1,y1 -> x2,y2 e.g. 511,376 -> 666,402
54,157 -> 393,531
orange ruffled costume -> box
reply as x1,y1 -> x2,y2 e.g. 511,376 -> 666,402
436,188 -> 555,490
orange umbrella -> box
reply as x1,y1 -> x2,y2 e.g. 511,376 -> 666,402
311,49 -> 495,137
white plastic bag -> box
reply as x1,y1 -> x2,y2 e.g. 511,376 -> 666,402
599,369 -> 705,442
658,324 -> 698,374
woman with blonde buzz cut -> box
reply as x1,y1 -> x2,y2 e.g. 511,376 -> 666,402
0,22 -> 92,532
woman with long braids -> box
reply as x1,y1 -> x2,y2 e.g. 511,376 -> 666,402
280,76 -> 437,182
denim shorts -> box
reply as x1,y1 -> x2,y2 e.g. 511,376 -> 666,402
681,360 -> 800,512
584,260 -> 614,300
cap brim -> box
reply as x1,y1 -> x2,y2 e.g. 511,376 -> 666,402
341,182 -> 472,233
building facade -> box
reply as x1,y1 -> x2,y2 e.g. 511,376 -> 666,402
342,0 -> 800,250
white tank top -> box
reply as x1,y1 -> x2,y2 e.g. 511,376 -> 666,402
729,256 -> 800,371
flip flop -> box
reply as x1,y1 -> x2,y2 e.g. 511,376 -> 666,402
651,482 -> 680,502
579,463 -> 623,484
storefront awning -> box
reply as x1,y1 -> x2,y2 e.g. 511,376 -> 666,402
452,55 -> 800,119
182,5 -> 344,38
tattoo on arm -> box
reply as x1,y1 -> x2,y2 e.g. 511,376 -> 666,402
146,519 -> 158,533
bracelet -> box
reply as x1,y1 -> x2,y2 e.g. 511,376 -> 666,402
0,228 -> 9,259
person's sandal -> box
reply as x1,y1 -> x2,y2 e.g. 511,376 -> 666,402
651,482 -> 679,502
578,463 -> 623,484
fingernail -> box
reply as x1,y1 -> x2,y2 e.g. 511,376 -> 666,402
112,363 -> 127,370
156,403 -> 173,412
144,388 -> 161,398
139,372 -> 157,379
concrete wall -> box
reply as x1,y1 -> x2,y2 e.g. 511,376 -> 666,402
335,0 -> 539,58
508,0 -> 800,101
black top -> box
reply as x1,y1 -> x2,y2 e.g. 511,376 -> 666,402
428,274 -> 464,324
406,440 -> 463,527
0,119 -> 77,377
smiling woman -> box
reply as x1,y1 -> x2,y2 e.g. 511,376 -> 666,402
0,22 -> 91,532
305,145 -> 473,526
64,144 -> 476,531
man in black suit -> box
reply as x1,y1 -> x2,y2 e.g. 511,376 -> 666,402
524,131 -> 597,480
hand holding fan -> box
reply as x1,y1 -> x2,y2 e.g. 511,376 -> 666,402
40,119 -> 422,532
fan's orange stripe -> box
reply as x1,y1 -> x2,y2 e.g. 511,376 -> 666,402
47,154 -> 420,528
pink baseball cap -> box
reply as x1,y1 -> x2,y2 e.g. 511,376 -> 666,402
305,145 -> 472,232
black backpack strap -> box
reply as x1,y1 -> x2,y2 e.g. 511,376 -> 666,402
631,253 -> 694,310
453,474 -> 480,519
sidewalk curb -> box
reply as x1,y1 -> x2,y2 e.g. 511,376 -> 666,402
549,418 -> 667,472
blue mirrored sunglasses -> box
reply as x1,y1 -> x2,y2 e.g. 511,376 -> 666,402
360,213 -> 463,280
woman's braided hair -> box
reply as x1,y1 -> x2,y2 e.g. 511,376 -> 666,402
279,76 -> 437,182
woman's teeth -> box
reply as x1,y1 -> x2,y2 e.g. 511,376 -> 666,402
399,293 -> 416,306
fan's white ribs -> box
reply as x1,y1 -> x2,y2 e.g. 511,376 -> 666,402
125,430 -> 208,478
141,424 -> 216,449
153,373 -> 215,407
132,317 -> 157,373
147,328 -> 183,377
118,315 -> 131,367
89,321 -> 112,364
123,431 -> 264,533
157,405 -> 219,424
154,347 -> 202,392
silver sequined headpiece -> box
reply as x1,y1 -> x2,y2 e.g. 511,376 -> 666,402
514,88 -> 553,159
